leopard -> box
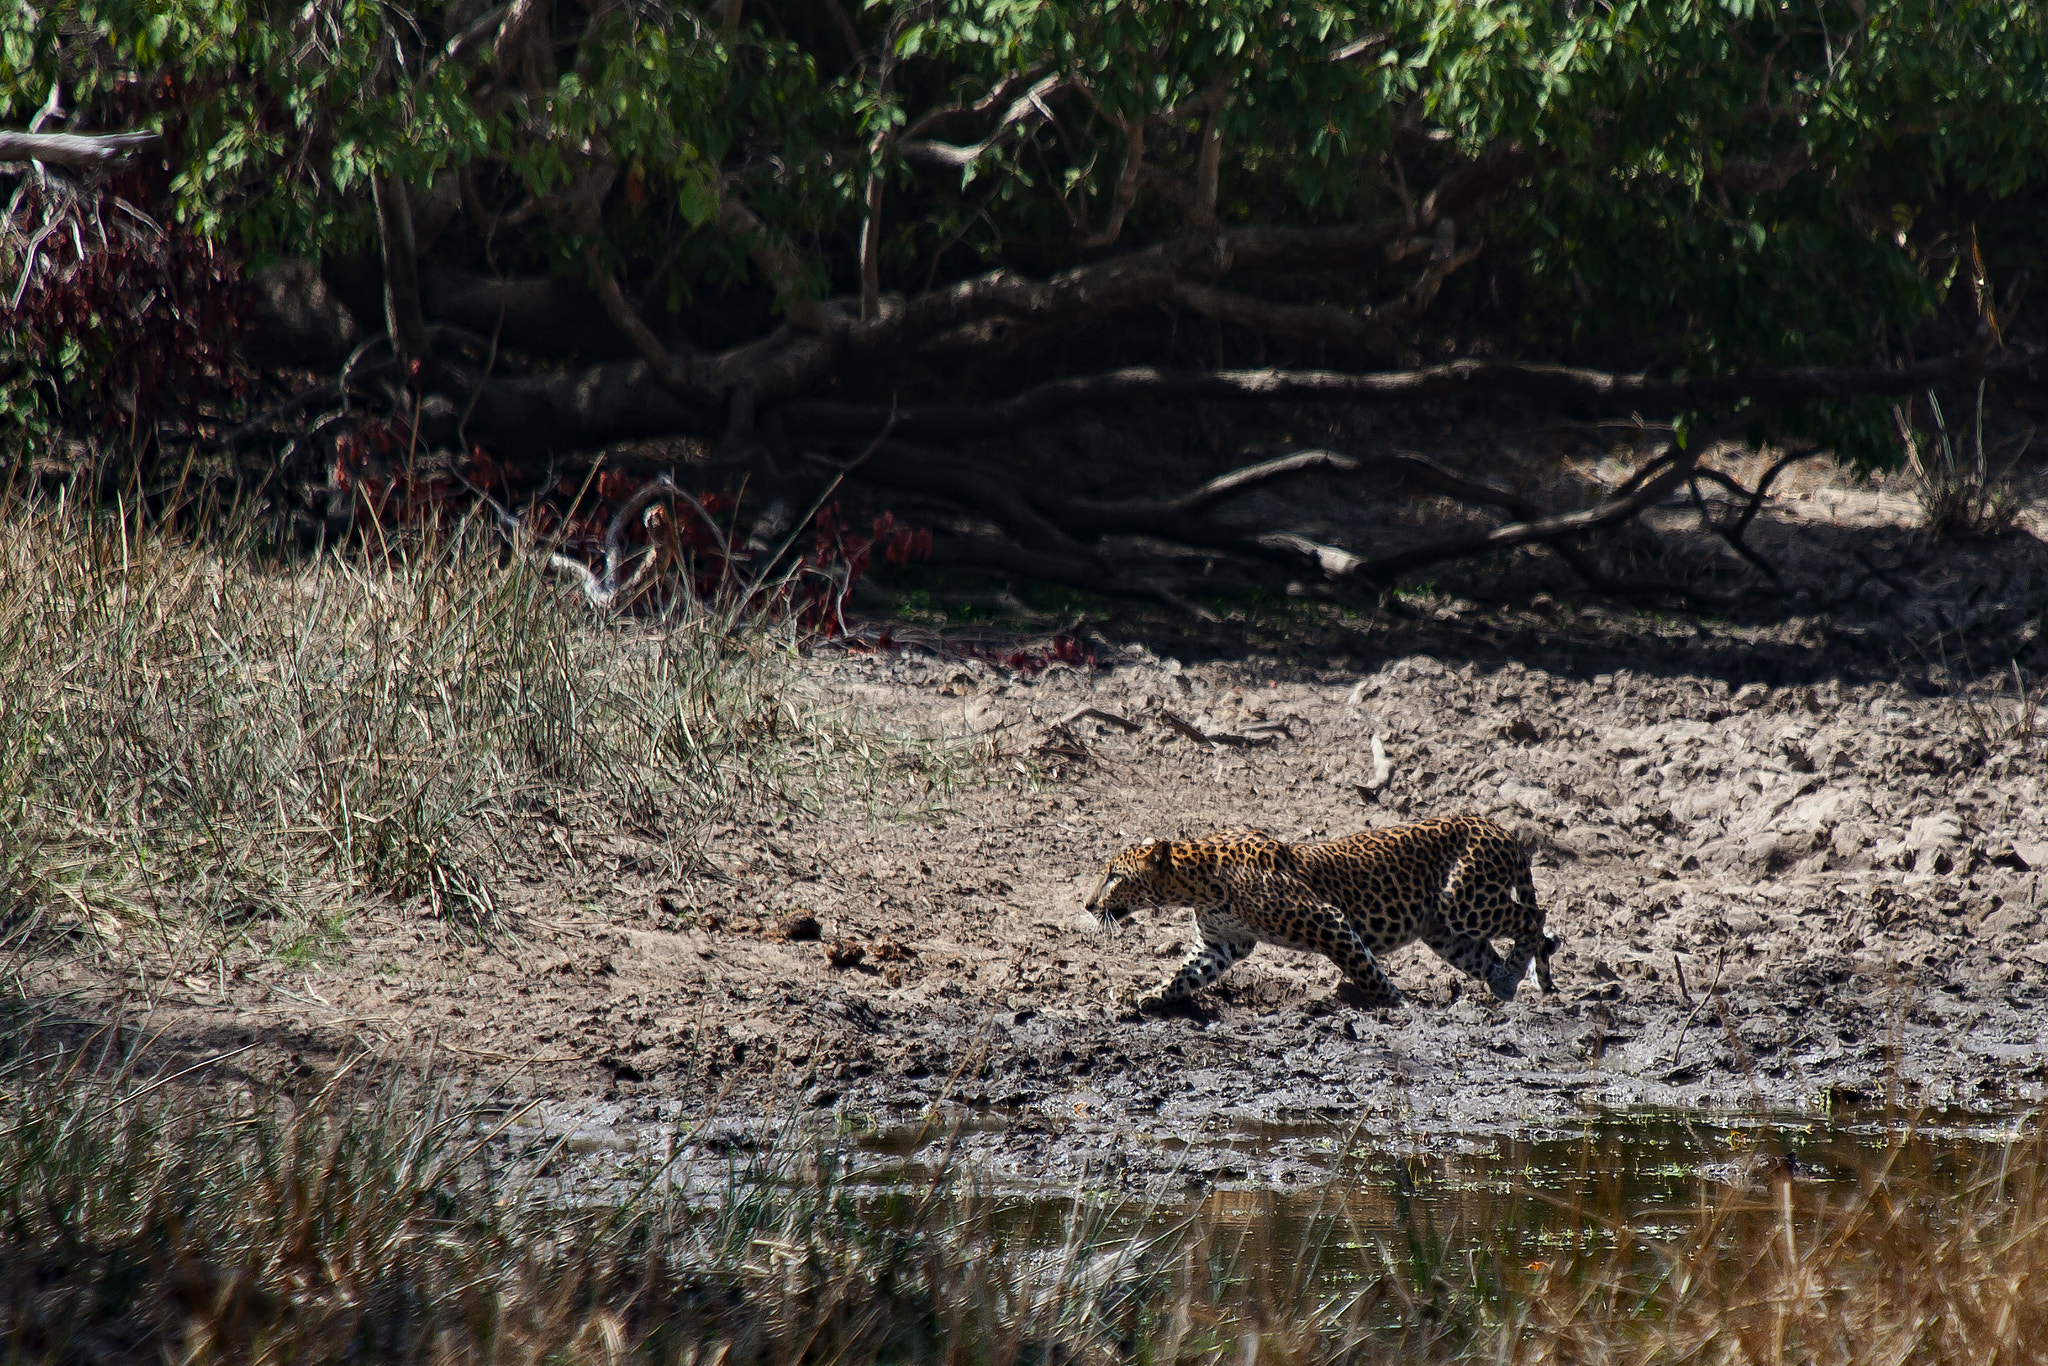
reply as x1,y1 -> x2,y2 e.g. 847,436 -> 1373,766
1084,814 -> 1559,1012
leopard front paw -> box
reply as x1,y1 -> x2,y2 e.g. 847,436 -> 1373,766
1110,984 -> 1166,1018
1335,981 -> 1405,1010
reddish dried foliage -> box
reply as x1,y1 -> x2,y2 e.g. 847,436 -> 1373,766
3,181 -> 249,434
331,426 -> 931,632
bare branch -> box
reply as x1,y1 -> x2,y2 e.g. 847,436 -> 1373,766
582,242 -> 699,400
1733,446 -> 1818,541
1292,438 -> 1717,585
424,4 -> 508,80
784,348 -> 2041,443
0,130 -> 158,166
491,0 -> 546,78
371,175 -> 432,371
714,191 -> 833,332
1330,33 -> 1392,62
1394,217 -> 1481,315
1194,102 -> 1223,221
859,159 -> 885,321
900,75 -> 1069,167
1077,117 -> 1144,250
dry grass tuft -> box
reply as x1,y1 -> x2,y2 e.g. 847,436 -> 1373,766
1899,383 -> 2028,541
0,491 -> 873,949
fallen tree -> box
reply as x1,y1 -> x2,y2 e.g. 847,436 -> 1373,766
4,1 -> 2046,609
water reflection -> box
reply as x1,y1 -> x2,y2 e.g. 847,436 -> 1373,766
840,1104 -> 2034,1291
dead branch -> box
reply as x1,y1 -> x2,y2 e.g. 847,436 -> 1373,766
965,432 -> 1742,601
426,4 -> 510,78
347,159 -> 1521,454
782,348 -> 2039,443
1055,447 -> 1540,537
713,191 -> 833,333
1682,444 -> 1819,584
1732,446 -> 1820,542
1689,473 -> 1782,582
491,0 -> 547,76
0,130 -> 159,165
1310,442 -> 1707,583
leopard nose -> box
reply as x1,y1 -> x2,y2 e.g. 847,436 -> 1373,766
1083,875 -> 1111,910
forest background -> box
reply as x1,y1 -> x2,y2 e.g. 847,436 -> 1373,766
2,0 -> 2044,604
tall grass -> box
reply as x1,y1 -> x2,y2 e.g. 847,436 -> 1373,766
2,1038 -> 2043,1365
0,490 -> 853,944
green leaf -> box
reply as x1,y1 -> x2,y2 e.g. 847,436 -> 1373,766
678,171 -> 720,229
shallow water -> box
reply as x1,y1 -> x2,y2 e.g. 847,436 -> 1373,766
510,1095 -> 2034,1291
816,1103 -> 2036,1286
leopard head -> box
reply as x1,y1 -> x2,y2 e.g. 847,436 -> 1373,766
1085,840 -> 1173,927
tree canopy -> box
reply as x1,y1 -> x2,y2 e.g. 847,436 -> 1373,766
3,0 -> 2043,602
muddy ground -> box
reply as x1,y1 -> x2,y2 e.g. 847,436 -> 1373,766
28,449 -> 2048,1191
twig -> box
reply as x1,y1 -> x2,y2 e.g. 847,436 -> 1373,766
1663,949 -> 1726,1067
1154,710 -> 1277,749
1689,474 -> 1783,583
1056,706 -> 1142,732
1075,115 -> 1144,249
1732,446 -> 1817,541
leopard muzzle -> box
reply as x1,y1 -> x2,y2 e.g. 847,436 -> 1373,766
1085,873 -> 1133,928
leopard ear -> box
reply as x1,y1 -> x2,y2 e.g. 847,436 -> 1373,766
1145,840 -> 1171,868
